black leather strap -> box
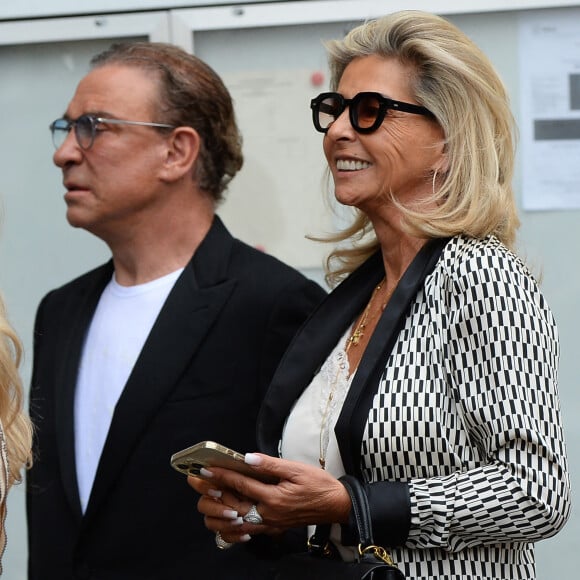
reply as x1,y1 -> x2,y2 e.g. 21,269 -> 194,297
340,475 -> 373,546
308,475 -> 374,550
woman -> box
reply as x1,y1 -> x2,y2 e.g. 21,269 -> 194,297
189,10 -> 571,579
0,292 -> 32,570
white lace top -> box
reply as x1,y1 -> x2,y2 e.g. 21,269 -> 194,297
280,327 -> 357,559
280,326 -> 353,474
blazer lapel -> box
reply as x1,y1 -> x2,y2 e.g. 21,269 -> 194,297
257,251 -> 384,457
82,217 -> 236,524
55,262 -> 114,520
258,238 -> 448,472
336,238 -> 449,477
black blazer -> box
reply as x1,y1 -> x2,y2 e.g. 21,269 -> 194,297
26,217 -> 325,580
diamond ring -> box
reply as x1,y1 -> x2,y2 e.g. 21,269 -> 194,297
242,504 -> 263,525
215,531 -> 234,550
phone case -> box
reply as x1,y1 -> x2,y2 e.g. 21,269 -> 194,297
170,440 -> 277,483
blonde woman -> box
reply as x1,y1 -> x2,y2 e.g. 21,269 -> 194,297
191,11 -> 571,580
0,294 -> 32,571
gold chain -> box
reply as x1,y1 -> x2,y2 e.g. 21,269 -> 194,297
348,278 -> 386,347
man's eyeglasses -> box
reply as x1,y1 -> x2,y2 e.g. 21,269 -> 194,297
49,114 -> 176,150
310,91 -> 434,134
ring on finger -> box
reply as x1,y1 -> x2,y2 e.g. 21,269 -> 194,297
215,531 -> 234,550
242,504 -> 263,525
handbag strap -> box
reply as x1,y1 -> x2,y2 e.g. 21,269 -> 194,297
308,475 -> 377,554
339,475 -> 373,546
306,476 -> 404,577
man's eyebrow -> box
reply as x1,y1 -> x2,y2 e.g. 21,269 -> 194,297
62,111 -> 114,121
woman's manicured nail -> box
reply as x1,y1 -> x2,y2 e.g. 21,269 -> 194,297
208,489 -> 222,499
244,453 -> 262,466
240,534 -> 252,542
232,517 -> 244,526
200,467 -> 214,478
223,510 -> 238,519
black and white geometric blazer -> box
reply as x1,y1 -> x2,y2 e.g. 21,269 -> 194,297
258,235 -> 571,580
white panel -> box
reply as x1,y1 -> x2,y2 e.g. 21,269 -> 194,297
0,11 -> 171,45
0,0 -> 275,20
172,17 -> 359,268
172,0 -> 580,32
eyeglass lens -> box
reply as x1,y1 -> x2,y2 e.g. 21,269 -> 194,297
315,93 -> 383,133
50,115 -> 95,150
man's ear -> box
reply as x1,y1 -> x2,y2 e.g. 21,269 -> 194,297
160,126 -> 200,182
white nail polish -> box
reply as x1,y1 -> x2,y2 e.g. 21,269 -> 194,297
240,534 -> 252,542
244,453 -> 262,466
223,510 -> 238,519
200,467 -> 214,478
208,489 -> 222,499
232,517 -> 244,526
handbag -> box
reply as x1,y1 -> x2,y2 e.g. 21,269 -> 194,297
274,475 -> 405,579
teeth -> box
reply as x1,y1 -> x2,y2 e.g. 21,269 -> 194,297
336,159 -> 371,171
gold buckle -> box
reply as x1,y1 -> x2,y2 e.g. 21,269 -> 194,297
359,544 -> 396,566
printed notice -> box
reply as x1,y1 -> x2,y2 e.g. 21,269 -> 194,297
519,9 -> 580,210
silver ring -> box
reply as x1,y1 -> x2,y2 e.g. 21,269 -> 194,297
242,504 -> 263,525
215,531 -> 233,550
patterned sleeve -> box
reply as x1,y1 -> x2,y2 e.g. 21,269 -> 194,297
407,237 -> 571,551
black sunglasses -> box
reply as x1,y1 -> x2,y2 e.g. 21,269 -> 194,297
310,91 -> 434,134
49,114 -> 175,150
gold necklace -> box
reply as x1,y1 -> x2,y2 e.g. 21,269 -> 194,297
318,278 -> 385,469
348,278 -> 385,347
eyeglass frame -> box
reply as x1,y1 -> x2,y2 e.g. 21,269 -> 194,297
310,91 -> 435,134
49,114 -> 176,150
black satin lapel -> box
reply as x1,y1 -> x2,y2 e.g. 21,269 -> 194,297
82,267 -> 235,523
336,238 -> 449,477
257,252 -> 384,456
55,263 -> 114,519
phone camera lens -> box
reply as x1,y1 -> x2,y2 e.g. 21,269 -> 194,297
189,463 -> 203,475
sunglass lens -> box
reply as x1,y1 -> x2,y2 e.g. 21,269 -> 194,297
354,94 -> 382,131
318,95 -> 342,130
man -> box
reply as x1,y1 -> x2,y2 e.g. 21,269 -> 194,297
26,42 -> 325,580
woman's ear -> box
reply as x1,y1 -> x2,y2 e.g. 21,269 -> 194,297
433,140 -> 449,176
160,126 -> 200,182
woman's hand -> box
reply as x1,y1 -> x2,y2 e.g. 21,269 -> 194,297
188,453 -> 351,543
189,473 -> 279,543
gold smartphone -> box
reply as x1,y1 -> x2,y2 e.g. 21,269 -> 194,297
170,440 -> 277,483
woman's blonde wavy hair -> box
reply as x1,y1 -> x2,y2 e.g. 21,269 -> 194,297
321,10 -> 519,286
0,293 -> 33,487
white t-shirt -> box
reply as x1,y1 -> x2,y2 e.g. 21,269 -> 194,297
74,268 -> 183,513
